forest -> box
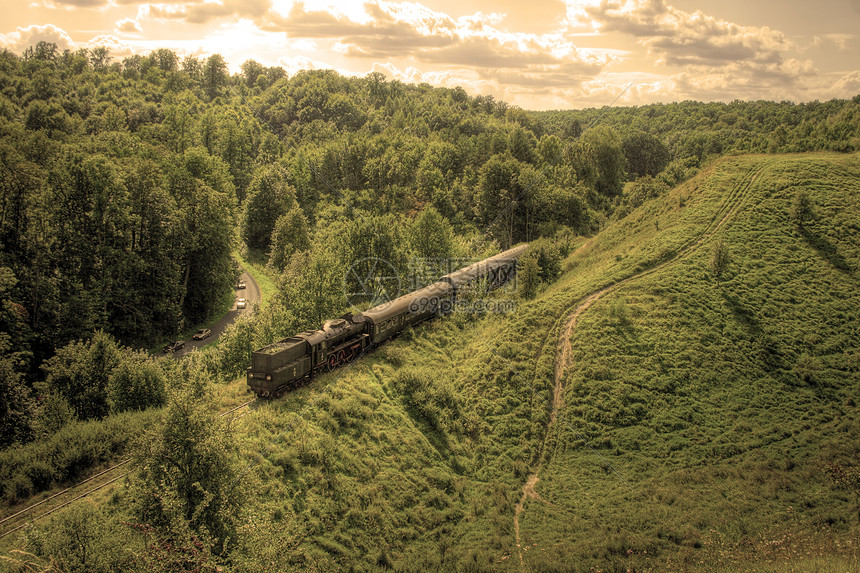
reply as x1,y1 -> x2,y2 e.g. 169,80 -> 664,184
0,40 -> 859,571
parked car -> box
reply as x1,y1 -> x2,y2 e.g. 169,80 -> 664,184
192,328 -> 211,340
236,280 -> 246,289
237,298 -> 247,309
163,340 -> 185,353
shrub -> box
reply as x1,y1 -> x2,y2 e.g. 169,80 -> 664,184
108,351 -> 167,413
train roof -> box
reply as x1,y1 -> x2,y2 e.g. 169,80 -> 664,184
362,281 -> 453,324
488,243 -> 530,263
439,243 -> 529,287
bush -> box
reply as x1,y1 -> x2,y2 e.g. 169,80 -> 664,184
108,351 -> 167,413
0,409 -> 159,504
129,380 -> 244,556
19,501 -> 139,573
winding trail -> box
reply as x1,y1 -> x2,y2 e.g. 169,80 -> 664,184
512,162 -> 766,569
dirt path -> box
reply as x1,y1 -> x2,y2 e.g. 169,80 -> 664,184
512,163 -> 765,568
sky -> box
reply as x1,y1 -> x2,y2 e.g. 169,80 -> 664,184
1,0 -> 859,110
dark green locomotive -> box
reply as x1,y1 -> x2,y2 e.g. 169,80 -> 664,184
247,244 -> 528,397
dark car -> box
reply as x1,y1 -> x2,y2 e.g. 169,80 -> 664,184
192,328 -> 211,340
163,340 -> 185,353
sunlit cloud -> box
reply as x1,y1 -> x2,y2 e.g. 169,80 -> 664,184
0,0 -> 857,108
87,34 -> 137,58
263,1 -> 614,100
820,34 -> 856,51
0,24 -> 75,52
115,17 -> 143,34
830,70 -> 860,98
579,0 -> 792,66
36,0 -> 111,8
143,0 -> 271,25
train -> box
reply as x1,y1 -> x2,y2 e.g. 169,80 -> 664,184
247,244 -> 529,397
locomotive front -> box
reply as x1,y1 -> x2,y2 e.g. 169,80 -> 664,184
247,314 -> 370,397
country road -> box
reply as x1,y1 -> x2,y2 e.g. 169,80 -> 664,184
170,268 -> 262,357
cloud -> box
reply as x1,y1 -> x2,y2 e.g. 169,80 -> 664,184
668,58 -> 817,102
115,18 -> 143,34
0,24 -> 75,53
370,61 -> 502,99
41,0 -> 111,7
137,0 -> 608,86
264,1 -> 456,46
266,1 -> 611,92
830,70 -> 860,98
87,35 -> 137,59
577,0 -> 792,68
144,0 -> 271,25
276,54 -> 343,75
820,34 -> 856,51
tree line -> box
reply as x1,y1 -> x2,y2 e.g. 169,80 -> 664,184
1,40 -> 859,451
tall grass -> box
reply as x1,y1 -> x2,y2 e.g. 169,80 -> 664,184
515,153 -> 860,571
28,153 -> 850,571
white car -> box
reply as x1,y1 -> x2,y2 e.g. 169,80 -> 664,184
237,298 -> 247,309
192,328 -> 211,340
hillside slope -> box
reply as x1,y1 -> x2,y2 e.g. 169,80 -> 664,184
516,153 -> 860,571
234,153 -> 860,572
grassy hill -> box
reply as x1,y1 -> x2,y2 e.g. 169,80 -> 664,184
214,153 -> 859,571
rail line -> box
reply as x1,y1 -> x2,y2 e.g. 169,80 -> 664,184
0,397 -> 257,540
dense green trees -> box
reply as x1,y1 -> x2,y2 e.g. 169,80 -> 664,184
268,206 -> 311,269
38,330 -> 166,423
583,126 -> 626,198
535,98 -> 860,159
241,164 -> 296,251
0,353 -> 32,448
107,352 -> 167,413
410,206 -> 454,261
0,39 -> 857,454
0,48 -> 247,361
622,131 -> 670,177
40,331 -> 119,421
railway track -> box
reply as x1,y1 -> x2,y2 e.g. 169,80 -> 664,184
0,397 -> 257,540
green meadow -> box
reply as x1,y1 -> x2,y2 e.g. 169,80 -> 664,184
226,153 -> 859,571
5,153 -> 858,572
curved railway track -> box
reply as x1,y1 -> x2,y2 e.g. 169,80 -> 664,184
0,397 -> 257,541
513,161 -> 767,568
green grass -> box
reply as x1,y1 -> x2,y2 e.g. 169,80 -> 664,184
8,153 -> 859,571
516,153 -> 860,571
226,153 -> 860,571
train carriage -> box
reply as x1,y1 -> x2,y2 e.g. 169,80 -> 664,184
247,243 -> 528,397
362,281 -> 454,345
439,244 -> 530,293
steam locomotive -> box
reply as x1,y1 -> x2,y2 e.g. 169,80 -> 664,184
247,244 -> 529,397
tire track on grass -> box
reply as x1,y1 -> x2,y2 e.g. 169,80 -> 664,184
513,160 -> 768,569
